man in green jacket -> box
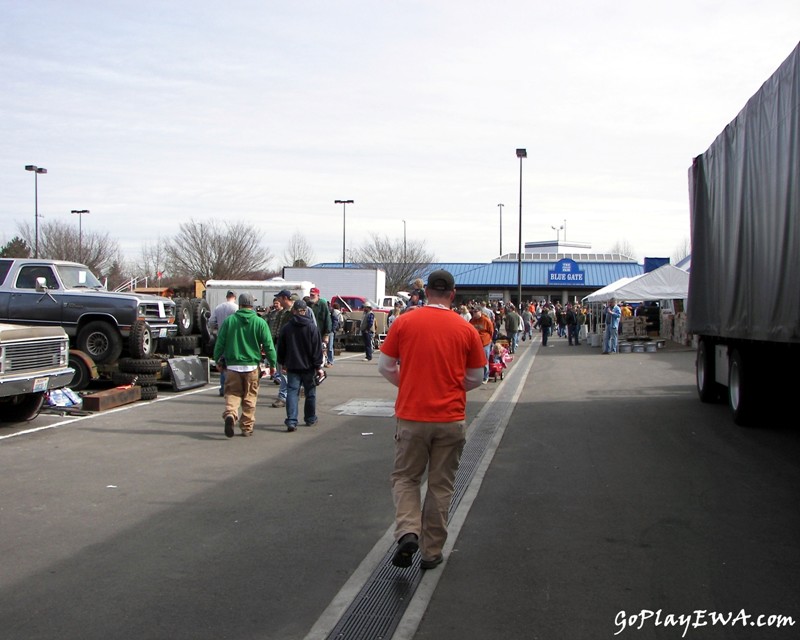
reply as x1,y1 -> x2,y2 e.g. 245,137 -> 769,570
214,293 -> 277,438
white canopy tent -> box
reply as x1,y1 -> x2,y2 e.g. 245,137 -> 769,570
582,275 -> 642,304
582,265 -> 689,303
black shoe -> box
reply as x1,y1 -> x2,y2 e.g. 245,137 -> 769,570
224,415 -> 235,438
391,533 -> 419,568
286,425 -> 297,432
420,554 -> 443,570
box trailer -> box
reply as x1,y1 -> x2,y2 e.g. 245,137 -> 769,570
282,267 -> 386,304
687,42 -> 800,426
204,279 -> 314,312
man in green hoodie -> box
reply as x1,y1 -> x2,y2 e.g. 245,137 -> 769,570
214,293 -> 277,438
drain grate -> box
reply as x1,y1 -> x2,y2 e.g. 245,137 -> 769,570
324,360 -> 525,640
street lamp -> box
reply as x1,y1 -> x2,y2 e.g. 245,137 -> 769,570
515,149 -> 527,307
335,199 -> 354,268
25,164 -> 47,258
551,224 -> 563,244
497,203 -> 504,255
402,219 -> 407,264
71,209 -> 90,262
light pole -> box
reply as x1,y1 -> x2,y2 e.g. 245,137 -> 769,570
402,219 -> 407,264
497,203 -> 504,255
551,224 -> 563,244
71,209 -> 90,262
515,149 -> 526,307
335,199 -> 354,268
25,164 -> 47,258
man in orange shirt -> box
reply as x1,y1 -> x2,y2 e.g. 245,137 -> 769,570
378,269 -> 486,570
470,307 -> 495,383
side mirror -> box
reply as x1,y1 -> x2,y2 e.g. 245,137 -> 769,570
35,276 -> 48,292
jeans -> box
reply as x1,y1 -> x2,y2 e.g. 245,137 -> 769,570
363,331 -> 374,360
276,364 -> 287,401
326,332 -> 335,365
219,368 -> 226,395
510,330 -> 520,353
483,344 -> 491,380
542,327 -> 549,346
285,371 -> 317,427
567,324 -> 578,345
603,324 -> 618,353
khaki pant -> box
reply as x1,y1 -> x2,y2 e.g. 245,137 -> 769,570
391,419 -> 466,561
222,369 -> 261,433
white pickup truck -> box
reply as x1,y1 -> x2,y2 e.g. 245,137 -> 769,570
0,323 -> 74,423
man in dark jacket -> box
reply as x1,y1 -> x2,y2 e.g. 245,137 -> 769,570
308,286 -> 332,363
277,299 -> 325,432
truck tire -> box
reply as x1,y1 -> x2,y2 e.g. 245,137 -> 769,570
128,319 -> 155,359
139,385 -> 158,401
68,352 -> 94,391
167,334 -> 200,353
192,298 -> 211,341
696,339 -> 719,403
175,298 -> 194,336
77,321 -> 123,365
118,357 -> 163,375
111,372 -> 158,386
728,348 -> 754,426
0,392 -> 45,423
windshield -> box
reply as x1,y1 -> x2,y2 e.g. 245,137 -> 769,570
55,265 -> 105,289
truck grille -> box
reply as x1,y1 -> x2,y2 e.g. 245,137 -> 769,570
139,301 -> 175,324
1,338 -> 68,374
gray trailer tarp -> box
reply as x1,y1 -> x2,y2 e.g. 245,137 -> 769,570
687,42 -> 800,344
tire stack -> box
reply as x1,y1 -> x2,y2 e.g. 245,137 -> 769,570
115,357 -> 163,401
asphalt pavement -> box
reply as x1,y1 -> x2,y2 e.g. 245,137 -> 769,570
2,332 -> 798,640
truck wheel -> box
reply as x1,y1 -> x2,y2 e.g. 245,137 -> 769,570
68,352 -> 94,391
118,357 -> 163,375
192,298 -> 211,342
0,393 -> 45,423
728,349 -> 753,426
175,298 -> 194,336
111,372 -> 158,386
128,319 -> 155,359
696,339 -> 719,402
139,385 -> 159,401
77,321 -> 123,364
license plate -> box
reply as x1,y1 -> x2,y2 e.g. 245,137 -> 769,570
33,377 -> 49,392
159,328 -> 168,338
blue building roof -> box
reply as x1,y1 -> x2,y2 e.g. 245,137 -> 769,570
314,259 -> 642,289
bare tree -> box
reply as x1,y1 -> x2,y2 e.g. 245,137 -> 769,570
137,239 -> 169,281
673,237 -> 691,263
163,219 -> 272,281
18,220 -> 120,274
282,231 -> 316,268
350,232 -> 436,295
607,239 -> 638,260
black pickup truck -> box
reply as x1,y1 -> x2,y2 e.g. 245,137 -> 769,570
0,259 -> 177,370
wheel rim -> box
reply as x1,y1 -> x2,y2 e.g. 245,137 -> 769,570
141,328 -> 152,355
85,331 -> 110,358
179,308 -> 192,331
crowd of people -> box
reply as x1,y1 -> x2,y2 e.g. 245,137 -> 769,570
209,279 -> 616,436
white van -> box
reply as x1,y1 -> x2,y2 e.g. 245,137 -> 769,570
205,279 -> 314,312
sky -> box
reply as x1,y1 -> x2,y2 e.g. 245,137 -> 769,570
1,1 -> 798,271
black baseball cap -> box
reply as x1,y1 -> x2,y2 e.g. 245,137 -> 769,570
426,269 -> 455,292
